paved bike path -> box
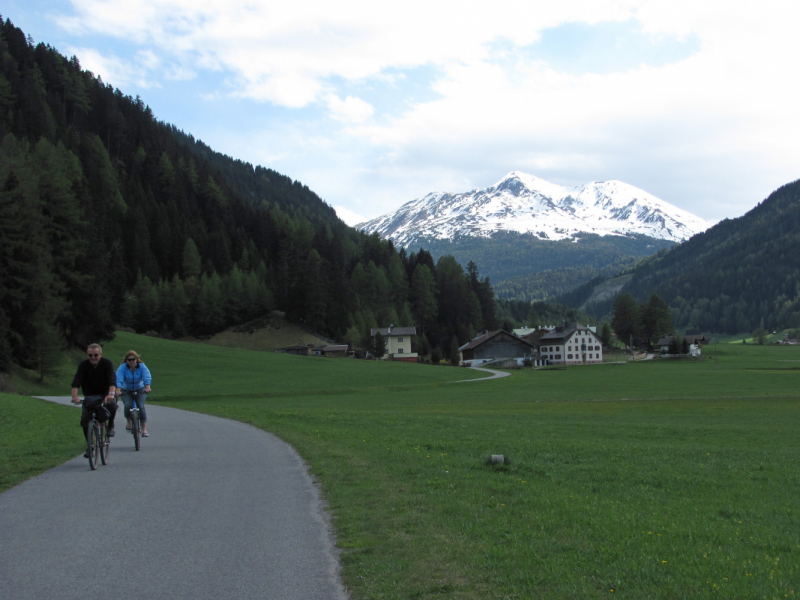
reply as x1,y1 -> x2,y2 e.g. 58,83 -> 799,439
450,366 -> 511,382
0,397 -> 347,600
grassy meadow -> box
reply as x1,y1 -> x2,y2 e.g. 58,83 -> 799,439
0,395 -> 82,492
3,333 -> 799,598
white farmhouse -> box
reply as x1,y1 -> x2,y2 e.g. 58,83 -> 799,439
537,322 -> 603,365
369,325 -> 418,362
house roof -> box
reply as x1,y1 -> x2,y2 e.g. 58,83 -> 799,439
521,328 -> 551,345
314,345 -> 348,353
370,326 -> 416,337
538,322 -> 597,344
656,335 -> 706,346
459,330 -> 536,351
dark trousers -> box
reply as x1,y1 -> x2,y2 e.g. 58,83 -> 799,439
80,396 -> 117,439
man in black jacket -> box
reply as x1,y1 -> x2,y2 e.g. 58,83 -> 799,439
71,343 -> 118,442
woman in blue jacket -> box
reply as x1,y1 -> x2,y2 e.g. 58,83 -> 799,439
115,350 -> 153,437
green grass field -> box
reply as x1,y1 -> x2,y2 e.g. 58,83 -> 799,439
0,395 -> 82,492
3,333 -> 798,598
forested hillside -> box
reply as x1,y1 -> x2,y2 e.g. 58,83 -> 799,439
0,18 -> 496,374
493,261 -> 639,302
576,179 -> 800,333
416,231 -> 673,291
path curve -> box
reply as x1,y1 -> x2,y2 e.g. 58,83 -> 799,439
450,366 -> 511,383
0,397 -> 347,600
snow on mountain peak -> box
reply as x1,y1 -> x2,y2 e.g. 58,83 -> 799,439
357,172 -> 710,246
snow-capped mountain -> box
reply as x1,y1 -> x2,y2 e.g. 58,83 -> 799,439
357,171 -> 710,246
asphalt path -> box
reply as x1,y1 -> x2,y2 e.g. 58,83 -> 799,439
450,366 -> 511,382
0,397 -> 347,600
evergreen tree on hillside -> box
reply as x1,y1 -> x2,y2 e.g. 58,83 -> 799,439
612,293 -> 640,348
640,294 -> 673,345
410,264 -> 437,336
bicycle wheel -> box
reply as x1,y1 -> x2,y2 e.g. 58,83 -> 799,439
131,411 -> 140,451
100,427 -> 109,465
88,425 -> 98,470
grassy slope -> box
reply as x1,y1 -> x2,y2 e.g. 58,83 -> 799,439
0,395 -> 81,492
4,333 -> 799,598
195,313 -> 331,351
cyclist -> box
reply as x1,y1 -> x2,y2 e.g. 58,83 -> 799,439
115,350 -> 152,437
71,343 -> 118,454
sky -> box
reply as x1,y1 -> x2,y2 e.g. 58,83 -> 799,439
4,0 -> 800,227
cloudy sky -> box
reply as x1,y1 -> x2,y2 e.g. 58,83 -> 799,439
5,0 -> 800,226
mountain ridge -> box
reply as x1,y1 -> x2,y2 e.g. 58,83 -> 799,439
358,171 -> 710,246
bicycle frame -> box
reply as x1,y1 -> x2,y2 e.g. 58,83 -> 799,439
125,390 -> 143,451
80,398 -> 109,470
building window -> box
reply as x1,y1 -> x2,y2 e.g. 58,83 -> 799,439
556,354 -> 562,359
398,348 -> 404,353
398,337 -> 403,342
567,354 -> 573,359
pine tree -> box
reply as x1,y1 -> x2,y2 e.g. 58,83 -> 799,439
182,238 -> 202,279
33,298 -> 64,381
449,335 -> 460,366
640,294 -> 672,346
612,293 -> 640,348
600,322 -> 612,347
410,264 -> 437,335
373,331 -> 386,359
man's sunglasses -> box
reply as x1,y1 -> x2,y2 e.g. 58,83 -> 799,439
88,353 -> 100,358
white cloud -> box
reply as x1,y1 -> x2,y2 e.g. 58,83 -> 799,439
164,64 -> 197,81
334,205 -> 369,227
326,94 -> 374,123
66,45 -> 161,88
57,0 -> 644,106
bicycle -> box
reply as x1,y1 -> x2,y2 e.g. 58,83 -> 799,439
79,398 -> 111,470
123,390 -> 143,451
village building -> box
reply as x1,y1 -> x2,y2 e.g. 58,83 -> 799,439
538,322 -> 603,365
312,344 -> 349,358
520,327 -> 552,348
370,325 -> 418,362
656,335 -> 703,357
274,344 -> 312,356
459,330 -> 537,367
276,343 -> 349,357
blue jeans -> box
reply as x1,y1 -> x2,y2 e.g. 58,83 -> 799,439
120,391 -> 148,423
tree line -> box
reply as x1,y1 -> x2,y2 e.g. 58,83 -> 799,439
0,17 -> 497,376
418,231 -> 673,289
610,293 -> 673,349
